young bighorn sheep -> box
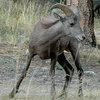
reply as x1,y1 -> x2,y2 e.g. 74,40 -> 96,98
9,3 -> 85,100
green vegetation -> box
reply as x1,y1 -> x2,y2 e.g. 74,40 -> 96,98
55,64 -> 64,70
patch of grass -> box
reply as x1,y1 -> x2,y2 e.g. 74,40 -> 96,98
0,0 -> 51,43
1,89 -> 100,100
94,18 -> 100,30
55,64 -> 64,70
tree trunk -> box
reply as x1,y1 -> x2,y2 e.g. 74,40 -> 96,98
78,0 -> 96,47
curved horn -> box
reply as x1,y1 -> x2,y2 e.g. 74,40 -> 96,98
50,3 -> 73,16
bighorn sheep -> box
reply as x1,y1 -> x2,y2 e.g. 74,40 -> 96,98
9,3 -> 85,99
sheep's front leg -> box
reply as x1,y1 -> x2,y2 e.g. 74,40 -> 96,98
69,40 -> 84,97
57,53 -> 74,98
50,55 -> 57,100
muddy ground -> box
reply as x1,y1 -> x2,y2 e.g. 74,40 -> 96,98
0,43 -> 100,100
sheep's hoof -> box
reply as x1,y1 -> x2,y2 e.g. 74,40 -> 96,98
9,93 -> 14,98
58,93 -> 64,99
58,91 -> 67,99
78,92 -> 83,98
9,89 -> 15,98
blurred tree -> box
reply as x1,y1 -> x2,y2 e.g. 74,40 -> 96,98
78,0 -> 96,47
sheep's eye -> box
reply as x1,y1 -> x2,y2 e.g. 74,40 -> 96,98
70,23 -> 74,26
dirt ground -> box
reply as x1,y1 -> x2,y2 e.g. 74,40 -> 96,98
0,43 -> 100,100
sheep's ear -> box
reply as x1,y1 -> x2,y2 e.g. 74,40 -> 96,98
53,12 -> 63,21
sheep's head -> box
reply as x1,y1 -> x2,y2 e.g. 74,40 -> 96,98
50,3 -> 85,41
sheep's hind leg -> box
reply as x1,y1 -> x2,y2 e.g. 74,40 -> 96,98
9,53 -> 35,98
